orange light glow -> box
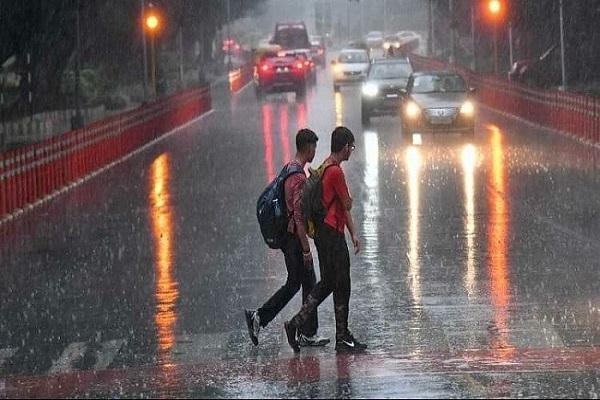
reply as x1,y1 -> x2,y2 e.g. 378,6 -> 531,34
145,14 -> 159,31
488,0 -> 501,14
149,153 -> 178,364
487,125 -> 513,358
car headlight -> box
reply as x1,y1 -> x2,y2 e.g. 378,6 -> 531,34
383,42 -> 391,50
460,101 -> 475,116
362,83 -> 379,97
333,64 -> 343,74
405,101 -> 421,119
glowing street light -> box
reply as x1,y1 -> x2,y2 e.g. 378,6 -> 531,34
143,8 -> 162,97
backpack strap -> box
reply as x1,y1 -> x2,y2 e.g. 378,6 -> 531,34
319,162 -> 337,212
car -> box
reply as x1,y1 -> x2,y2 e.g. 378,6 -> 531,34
400,71 -> 476,138
331,49 -> 370,92
365,31 -> 384,49
361,58 -> 414,124
272,22 -> 311,50
310,35 -> 326,66
254,51 -> 308,99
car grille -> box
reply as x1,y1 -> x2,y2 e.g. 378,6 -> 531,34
344,71 -> 363,76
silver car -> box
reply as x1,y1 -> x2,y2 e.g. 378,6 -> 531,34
331,49 -> 370,92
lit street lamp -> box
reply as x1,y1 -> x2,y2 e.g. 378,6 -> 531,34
487,0 -> 503,75
144,8 -> 161,97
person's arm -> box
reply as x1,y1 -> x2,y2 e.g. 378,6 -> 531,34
345,209 -> 360,255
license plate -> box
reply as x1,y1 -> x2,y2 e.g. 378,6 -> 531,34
430,118 -> 452,125
276,68 -> 289,73
386,94 -> 399,98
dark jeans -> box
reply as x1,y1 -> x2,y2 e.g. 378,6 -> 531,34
290,224 -> 351,341
257,233 -> 318,336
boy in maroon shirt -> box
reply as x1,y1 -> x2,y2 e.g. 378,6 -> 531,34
245,129 -> 329,348
285,126 -> 367,353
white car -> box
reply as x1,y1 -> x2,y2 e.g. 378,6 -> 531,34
331,49 -> 370,92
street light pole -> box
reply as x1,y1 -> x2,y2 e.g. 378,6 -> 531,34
72,0 -> 83,129
508,21 -> 514,68
559,0 -> 567,89
493,23 -> 498,75
470,2 -> 476,70
427,0 -> 434,57
141,0 -> 148,101
226,0 -> 232,71
383,0 -> 387,34
449,0 -> 455,64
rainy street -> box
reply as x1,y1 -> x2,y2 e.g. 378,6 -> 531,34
1,60 -> 599,397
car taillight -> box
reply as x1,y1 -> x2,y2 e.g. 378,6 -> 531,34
296,62 -> 304,69
304,60 -> 310,67
260,64 -> 270,72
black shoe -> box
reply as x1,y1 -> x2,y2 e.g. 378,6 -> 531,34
335,334 -> 367,353
284,321 -> 300,353
298,333 -> 330,347
244,309 -> 260,346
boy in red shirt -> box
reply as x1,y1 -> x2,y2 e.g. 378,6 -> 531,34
285,126 -> 367,353
245,129 -> 329,348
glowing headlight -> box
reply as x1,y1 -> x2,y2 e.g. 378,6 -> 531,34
362,83 -> 379,97
460,101 -> 475,116
383,42 -> 391,50
333,64 -> 343,74
405,101 -> 421,119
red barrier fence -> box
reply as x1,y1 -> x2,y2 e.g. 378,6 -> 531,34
0,85 -> 211,222
410,54 -> 600,145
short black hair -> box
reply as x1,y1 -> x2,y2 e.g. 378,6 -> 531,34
331,126 -> 355,153
296,128 -> 319,152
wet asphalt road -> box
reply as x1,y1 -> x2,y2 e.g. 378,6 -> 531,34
1,65 -> 600,398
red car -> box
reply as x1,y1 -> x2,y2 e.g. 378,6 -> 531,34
254,52 -> 308,99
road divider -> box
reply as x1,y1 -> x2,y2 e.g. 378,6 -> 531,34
228,63 -> 254,93
410,54 -> 600,146
0,85 -> 212,225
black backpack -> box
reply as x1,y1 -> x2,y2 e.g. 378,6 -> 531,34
301,162 -> 334,239
257,162 -> 304,249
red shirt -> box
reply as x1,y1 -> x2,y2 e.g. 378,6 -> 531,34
284,161 -> 307,234
322,158 -> 351,234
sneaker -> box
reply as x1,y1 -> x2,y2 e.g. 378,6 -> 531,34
298,333 -> 330,347
244,309 -> 260,346
284,321 -> 300,353
335,334 -> 367,353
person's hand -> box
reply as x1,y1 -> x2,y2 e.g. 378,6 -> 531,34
303,251 -> 314,270
351,235 -> 360,255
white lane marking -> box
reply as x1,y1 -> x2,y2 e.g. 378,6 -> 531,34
0,348 -> 17,368
93,339 -> 126,371
49,342 -> 87,374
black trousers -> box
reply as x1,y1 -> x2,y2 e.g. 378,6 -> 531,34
257,233 -> 318,336
291,224 -> 351,340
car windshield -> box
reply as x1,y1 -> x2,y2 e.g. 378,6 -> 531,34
339,52 -> 368,63
412,74 -> 467,93
369,63 -> 412,79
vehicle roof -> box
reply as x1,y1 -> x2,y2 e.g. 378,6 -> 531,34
340,48 -> 368,54
411,71 -> 464,77
371,57 -> 411,64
